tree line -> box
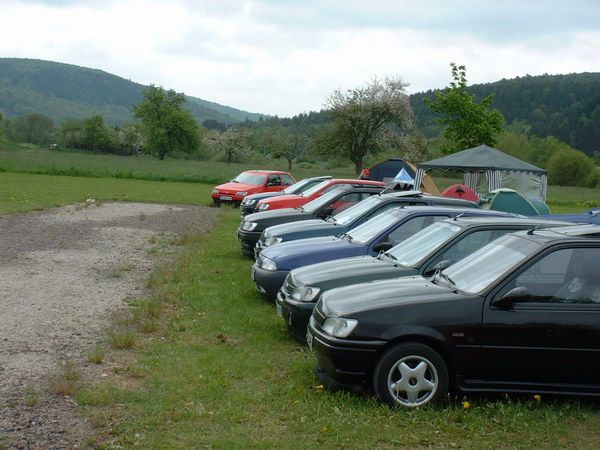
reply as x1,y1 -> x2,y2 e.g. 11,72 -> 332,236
1,65 -> 598,188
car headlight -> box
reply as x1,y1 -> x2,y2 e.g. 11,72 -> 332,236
236,191 -> 248,197
264,236 -> 283,247
322,317 -> 358,338
258,203 -> 270,211
212,189 -> 220,194
242,198 -> 257,205
291,285 -> 321,302
241,221 -> 258,231
258,256 -> 277,271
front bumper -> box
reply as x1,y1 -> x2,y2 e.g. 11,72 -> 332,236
251,265 -> 290,300
308,317 -> 386,389
237,229 -> 262,257
278,292 -> 315,343
212,193 -> 243,206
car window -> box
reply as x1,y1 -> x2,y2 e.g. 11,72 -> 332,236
498,247 -> 600,304
385,215 -> 449,246
267,174 -> 281,186
329,192 -> 371,215
281,174 -> 295,185
428,229 -> 510,270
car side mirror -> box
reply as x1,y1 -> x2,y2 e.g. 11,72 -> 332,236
373,242 -> 393,253
493,286 -> 530,308
319,206 -> 334,218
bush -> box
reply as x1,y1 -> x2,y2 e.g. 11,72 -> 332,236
547,148 -> 596,187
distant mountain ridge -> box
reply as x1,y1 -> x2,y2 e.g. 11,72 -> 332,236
0,58 -> 263,125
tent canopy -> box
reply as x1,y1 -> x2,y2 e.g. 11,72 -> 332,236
415,145 -> 547,201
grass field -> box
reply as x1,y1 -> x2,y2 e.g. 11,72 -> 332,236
1,147 -> 599,447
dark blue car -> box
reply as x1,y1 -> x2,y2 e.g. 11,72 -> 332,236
251,206 -> 513,299
537,208 -> 600,225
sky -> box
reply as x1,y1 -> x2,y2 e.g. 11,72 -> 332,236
2,0 -> 600,117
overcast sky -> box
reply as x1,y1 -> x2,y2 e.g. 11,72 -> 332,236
2,0 -> 600,117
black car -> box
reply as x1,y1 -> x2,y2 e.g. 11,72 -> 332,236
308,224 -> 600,407
255,190 -> 479,254
237,185 -> 385,257
240,176 -> 332,215
279,216 -> 568,343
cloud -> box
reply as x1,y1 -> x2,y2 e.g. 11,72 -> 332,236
2,0 -> 600,117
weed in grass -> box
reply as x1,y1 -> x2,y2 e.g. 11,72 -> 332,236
23,386 -> 39,407
76,384 -> 125,407
109,330 -> 136,349
87,343 -> 106,364
138,212 -> 148,221
126,365 -> 146,379
48,360 -> 81,396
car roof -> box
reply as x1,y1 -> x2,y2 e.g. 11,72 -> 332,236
440,216 -> 575,228
381,205 -> 510,216
242,169 -> 292,175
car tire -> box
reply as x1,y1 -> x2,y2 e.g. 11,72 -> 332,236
373,342 -> 448,408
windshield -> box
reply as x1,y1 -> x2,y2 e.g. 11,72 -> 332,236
388,221 -> 464,267
331,196 -> 383,225
346,209 -> 408,244
300,180 -> 330,198
232,173 -> 266,186
440,234 -> 542,295
302,188 -> 348,213
284,178 -> 320,195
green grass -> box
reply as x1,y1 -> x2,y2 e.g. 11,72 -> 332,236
75,207 -> 600,448
0,165 -> 598,446
0,146 -> 356,184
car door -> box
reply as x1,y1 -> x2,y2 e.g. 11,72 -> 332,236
265,174 -> 283,193
480,246 -> 600,386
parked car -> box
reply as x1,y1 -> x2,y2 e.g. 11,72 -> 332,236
211,170 -> 296,206
536,208 -> 600,225
237,185 -> 386,257
308,224 -> 600,407
252,206 -> 513,299
255,179 -> 385,212
255,191 -> 479,254
240,176 -> 332,215
278,216 -> 569,342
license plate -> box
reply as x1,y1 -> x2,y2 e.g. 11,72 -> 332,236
306,329 -> 314,350
220,195 -> 232,201
276,302 -> 283,318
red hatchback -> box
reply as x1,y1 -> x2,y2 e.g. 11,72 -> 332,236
255,178 -> 386,212
211,170 -> 296,206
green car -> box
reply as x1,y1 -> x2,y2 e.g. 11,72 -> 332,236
277,216 -> 571,342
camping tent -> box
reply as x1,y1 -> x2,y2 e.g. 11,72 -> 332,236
478,189 -> 550,215
414,145 -> 548,201
441,184 -> 479,202
362,158 -> 440,195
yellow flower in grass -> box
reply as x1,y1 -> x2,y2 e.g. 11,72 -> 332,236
462,400 -> 471,409
315,384 -> 325,390
534,394 -> 541,401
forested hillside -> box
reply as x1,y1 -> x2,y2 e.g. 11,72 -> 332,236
411,72 -> 600,157
0,58 -> 262,125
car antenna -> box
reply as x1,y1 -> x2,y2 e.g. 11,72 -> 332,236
527,221 -> 550,235
452,213 -> 466,221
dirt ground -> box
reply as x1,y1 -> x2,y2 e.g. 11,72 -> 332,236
0,201 -> 219,449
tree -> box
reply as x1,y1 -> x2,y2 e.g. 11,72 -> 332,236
319,76 -> 413,174
82,115 -> 111,151
6,113 -> 54,144
132,85 -> 201,160
203,126 -> 251,164
425,63 -> 504,154
547,148 -> 596,187
258,127 -> 305,171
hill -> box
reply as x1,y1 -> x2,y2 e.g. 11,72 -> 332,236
0,58 -> 263,126
410,72 -> 600,157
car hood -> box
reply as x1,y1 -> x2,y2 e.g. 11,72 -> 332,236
260,194 -> 308,208
293,255 -> 412,286
320,276 -> 453,317
264,219 -> 343,238
244,208 -> 310,226
214,181 -> 259,193
260,236 -> 360,269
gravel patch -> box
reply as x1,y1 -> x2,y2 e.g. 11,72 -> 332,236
0,201 -> 219,449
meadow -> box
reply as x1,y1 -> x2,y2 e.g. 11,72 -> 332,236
1,146 -> 600,447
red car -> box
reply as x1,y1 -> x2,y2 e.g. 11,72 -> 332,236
255,178 -> 386,211
211,170 -> 296,206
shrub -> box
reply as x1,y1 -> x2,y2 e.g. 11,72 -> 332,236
547,148 -> 595,186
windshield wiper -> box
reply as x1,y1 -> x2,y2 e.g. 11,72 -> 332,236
339,233 -> 353,242
436,271 -> 459,292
